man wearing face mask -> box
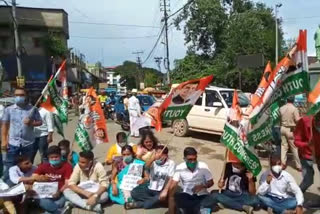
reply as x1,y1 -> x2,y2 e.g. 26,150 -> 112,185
2,88 -> 42,180
105,132 -> 137,165
202,162 -> 259,214
58,140 -> 79,168
258,155 -> 304,214
33,145 -> 73,214
126,145 -> 175,209
170,147 -> 213,214
63,151 -> 108,213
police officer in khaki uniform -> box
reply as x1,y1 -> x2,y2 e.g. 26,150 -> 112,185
280,96 -> 301,170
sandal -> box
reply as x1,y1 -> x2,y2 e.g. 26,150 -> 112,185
124,201 -> 139,210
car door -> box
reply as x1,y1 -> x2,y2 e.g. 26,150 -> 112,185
196,90 -> 227,132
186,94 -> 205,129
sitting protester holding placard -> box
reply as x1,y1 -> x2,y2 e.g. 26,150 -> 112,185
32,145 -> 72,214
63,150 -> 108,213
126,145 -> 175,209
105,132 -> 137,165
58,140 -> 79,169
0,179 -> 16,214
109,145 -> 147,205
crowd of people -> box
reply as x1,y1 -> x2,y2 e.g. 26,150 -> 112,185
0,87 -> 319,214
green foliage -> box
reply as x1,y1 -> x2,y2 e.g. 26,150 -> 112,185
42,34 -> 68,57
172,0 -> 285,92
114,61 -> 163,90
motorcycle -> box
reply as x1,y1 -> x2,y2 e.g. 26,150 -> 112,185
105,104 -> 115,120
116,110 -> 130,131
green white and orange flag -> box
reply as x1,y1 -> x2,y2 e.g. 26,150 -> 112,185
229,89 -> 242,121
307,79 -> 320,115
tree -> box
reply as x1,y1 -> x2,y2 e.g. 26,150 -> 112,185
172,0 -> 285,92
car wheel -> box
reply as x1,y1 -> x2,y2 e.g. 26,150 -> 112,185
172,119 -> 189,137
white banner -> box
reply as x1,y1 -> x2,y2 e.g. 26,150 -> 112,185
32,182 -> 58,199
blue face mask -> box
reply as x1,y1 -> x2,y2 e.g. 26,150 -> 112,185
123,156 -> 133,164
15,96 -> 25,105
49,159 -> 61,167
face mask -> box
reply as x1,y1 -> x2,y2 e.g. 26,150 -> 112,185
124,156 -> 133,164
272,165 -> 282,175
49,159 -> 61,167
232,165 -> 241,174
118,142 -> 127,148
61,150 -> 67,156
15,96 -> 25,105
186,161 -> 197,170
155,158 -> 166,165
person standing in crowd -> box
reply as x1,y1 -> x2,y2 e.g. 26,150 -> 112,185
279,96 -> 301,170
1,88 -> 42,179
294,112 -> 320,193
58,140 -> 79,168
170,147 -> 214,214
32,145 -> 72,214
98,91 -> 108,104
105,132 -> 137,165
136,130 -> 158,162
33,104 -> 54,163
126,145 -> 175,209
63,151 -> 108,213
123,94 -> 129,111
128,89 -> 141,137
258,155 -> 304,214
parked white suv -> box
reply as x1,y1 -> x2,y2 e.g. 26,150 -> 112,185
172,86 -> 249,137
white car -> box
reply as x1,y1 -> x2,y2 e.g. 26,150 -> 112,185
172,86 -> 250,137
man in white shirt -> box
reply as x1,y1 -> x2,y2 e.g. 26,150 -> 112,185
170,147 -> 214,214
258,155 -> 303,214
126,145 -> 175,209
33,106 -> 54,163
128,89 -> 141,137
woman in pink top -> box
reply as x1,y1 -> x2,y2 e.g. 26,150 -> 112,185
136,130 -> 159,162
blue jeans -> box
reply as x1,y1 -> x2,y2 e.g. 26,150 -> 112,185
4,144 -> 34,181
300,159 -> 314,193
259,195 -> 297,214
37,196 -> 66,214
33,136 -> 49,163
216,190 -> 259,211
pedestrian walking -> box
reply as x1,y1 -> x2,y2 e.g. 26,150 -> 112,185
1,88 -> 42,180
128,89 -> 141,137
279,96 -> 301,170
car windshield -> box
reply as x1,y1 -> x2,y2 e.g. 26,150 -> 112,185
138,96 -> 155,106
220,90 -> 250,108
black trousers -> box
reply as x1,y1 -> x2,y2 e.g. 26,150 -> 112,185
175,192 -> 207,214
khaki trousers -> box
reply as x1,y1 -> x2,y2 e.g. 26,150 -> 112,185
281,126 -> 301,169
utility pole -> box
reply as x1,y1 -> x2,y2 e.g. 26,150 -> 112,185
154,57 -> 163,73
161,0 -> 170,84
275,3 -> 282,65
12,0 -> 23,85
132,51 -> 144,89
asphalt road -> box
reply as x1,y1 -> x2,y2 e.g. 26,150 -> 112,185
45,114 -> 320,214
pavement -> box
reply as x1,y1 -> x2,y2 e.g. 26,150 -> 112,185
43,114 -> 320,214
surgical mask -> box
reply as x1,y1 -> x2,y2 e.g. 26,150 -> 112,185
272,165 -> 282,175
118,142 -> 127,148
123,156 -> 133,164
232,165 -> 241,174
49,159 -> 61,167
15,96 -> 25,105
186,161 -> 197,170
155,158 -> 166,165
61,150 -> 67,156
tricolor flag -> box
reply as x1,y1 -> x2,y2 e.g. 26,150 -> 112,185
229,89 -> 242,122
75,87 -> 108,151
307,79 -> 320,115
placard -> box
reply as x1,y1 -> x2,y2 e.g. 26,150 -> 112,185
78,181 -> 99,193
32,182 -> 58,198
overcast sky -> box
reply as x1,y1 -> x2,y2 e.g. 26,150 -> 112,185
13,0 -> 320,71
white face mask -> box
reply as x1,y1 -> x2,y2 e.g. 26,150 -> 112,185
232,165 -> 241,174
272,165 -> 282,175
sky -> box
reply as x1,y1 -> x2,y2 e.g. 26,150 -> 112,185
10,0 -> 320,71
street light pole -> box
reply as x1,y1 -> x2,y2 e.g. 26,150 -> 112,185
275,3 -> 282,65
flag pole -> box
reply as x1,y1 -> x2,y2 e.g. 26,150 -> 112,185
219,148 -> 228,194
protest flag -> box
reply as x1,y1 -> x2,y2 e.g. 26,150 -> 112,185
307,79 -> 320,115
132,75 -> 213,132
74,87 -> 108,151
229,89 -> 242,121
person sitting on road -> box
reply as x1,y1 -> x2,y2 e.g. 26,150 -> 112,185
109,145 -> 148,205
258,154 -> 304,214
202,162 -> 259,214
105,132 -> 137,165
32,145 -> 73,214
63,151 -> 108,213
136,130 -> 158,162
170,147 -> 214,214
58,139 -> 79,168
126,145 -> 175,209
0,179 -> 16,214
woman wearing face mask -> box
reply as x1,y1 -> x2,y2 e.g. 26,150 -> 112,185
109,145 -> 148,205
257,155 -> 304,214
105,132 -> 137,165
136,130 -> 159,162
58,140 -> 79,168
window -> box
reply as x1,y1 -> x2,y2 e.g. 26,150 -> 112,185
33,37 -> 41,47
205,91 -> 220,107
195,96 -> 202,106
220,90 -> 250,108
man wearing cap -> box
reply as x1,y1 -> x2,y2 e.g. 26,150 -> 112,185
128,89 -> 141,137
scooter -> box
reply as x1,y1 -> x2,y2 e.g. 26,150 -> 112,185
105,104 -> 115,120
116,110 -> 130,131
